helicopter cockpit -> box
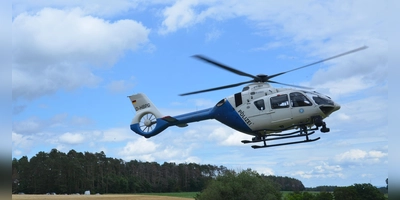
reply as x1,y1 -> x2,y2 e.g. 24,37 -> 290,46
302,91 -> 335,106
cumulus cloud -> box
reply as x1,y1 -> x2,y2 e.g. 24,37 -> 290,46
293,162 -> 344,179
119,137 -> 158,161
12,7 -> 150,100
329,96 -> 388,127
59,132 -> 86,144
159,0 -> 199,34
335,149 -> 387,164
208,126 -> 249,146
254,167 -> 274,176
12,132 -> 34,149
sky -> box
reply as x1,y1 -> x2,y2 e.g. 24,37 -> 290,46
11,0 -> 392,188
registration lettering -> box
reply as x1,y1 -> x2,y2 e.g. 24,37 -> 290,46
238,109 -> 253,126
135,103 -> 150,111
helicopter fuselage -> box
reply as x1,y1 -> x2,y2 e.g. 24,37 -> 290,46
214,83 -> 340,135
129,83 -> 340,138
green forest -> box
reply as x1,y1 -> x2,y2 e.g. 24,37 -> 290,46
12,149 -> 305,194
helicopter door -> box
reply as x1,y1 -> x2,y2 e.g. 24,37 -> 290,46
269,94 -> 292,124
289,92 -> 313,121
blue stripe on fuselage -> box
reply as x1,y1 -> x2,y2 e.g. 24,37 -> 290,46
212,100 -> 253,134
131,99 -> 253,138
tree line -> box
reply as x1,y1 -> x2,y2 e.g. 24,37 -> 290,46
286,183 -> 386,200
12,148 -> 304,194
305,185 -> 388,194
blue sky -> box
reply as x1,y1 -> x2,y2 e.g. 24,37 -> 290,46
11,0 -> 390,187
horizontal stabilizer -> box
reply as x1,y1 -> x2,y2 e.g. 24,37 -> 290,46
162,116 -> 188,127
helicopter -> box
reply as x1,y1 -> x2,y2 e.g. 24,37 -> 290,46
128,46 -> 367,149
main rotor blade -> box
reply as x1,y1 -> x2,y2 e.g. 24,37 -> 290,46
193,55 -> 259,80
267,80 -> 313,90
180,80 -> 254,96
268,46 -> 368,79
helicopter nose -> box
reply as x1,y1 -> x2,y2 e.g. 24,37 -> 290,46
333,102 -> 341,111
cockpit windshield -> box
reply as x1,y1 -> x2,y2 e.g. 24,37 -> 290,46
303,91 -> 334,106
312,96 -> 334,105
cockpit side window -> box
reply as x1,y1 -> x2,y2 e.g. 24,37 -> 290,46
290,92 -> 312,107
254,99 -> 265,110
270,94 -> 289,109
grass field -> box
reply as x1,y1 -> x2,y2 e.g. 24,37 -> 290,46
12,194 -> 195,200
12,191 -> 388,199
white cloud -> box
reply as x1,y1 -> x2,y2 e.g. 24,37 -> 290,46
12,131 -> 34,148
159,0 -> 199,34
12,7 -> 150,100
208,126 -> 246,146
119,137 -> 159,161
220,131 -> 250,146
59,132 -> 86,144
329,96 -> 388,127
335,149 -> 388,164
336,113 -> 350,121
314,76 -> 374,98
185,156 -> 202,163
293,162 -> 344,179
254,167 -> 274,176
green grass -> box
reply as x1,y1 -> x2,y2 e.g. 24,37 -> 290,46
142,192 -> 199,198
142,191 -> 388,199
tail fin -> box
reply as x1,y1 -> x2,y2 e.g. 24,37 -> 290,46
128,93 -> 168,138
128,93 -> 163,123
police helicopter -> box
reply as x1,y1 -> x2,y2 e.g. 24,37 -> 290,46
128,46 -> 367,149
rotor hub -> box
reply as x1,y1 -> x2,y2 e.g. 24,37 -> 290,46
256,74 -> 268,82
144,119 -> 152,127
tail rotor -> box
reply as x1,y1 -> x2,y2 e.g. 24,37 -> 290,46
139,113 -> 157,133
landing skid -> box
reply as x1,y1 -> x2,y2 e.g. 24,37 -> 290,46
241,127 -> 320,149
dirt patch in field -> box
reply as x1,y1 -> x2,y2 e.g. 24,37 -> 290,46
12,194 -> 192,200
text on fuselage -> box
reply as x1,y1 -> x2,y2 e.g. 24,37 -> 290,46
238,109 -> 253,126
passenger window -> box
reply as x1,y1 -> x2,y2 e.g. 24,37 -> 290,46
270,95 -> 289,109
290,92 -> 312,107
254,99 -> 265,110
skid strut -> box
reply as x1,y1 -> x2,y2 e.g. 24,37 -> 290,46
241,126 -> 320,149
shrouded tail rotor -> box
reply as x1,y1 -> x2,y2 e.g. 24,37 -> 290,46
128,93 -> 164,137
139,113 -> 157,133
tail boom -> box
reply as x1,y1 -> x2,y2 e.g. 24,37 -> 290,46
129,93 -> 214,138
